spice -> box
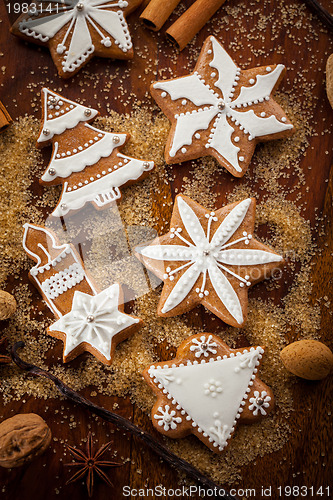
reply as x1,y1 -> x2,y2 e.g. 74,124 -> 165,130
140,0 -> 181,31
0,337 -> 10,365
326,54 -> 333,109
65,432 -> 121,498
0,413 -> 51,468
0,291 -> 17,320
0,101 -> 12,134
166,0 -> 227,50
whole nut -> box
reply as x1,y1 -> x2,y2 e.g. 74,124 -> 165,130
0,414 -> 51,468
326,54 -> 333,109
280,340 -> 333,380
0,291 -> 16,320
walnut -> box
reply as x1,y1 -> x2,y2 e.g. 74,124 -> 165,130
0,291 -> 17,320
0,414 -> 51,468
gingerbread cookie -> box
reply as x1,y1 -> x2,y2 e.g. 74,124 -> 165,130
143,334 -> 274,453
37,88 -> 154,217
23,223 -> 142,364
150,35 -> 294,177
11,0 -> 143,78
135,195 -> 284,327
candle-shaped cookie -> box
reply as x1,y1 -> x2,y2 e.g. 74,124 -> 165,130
23,223 -> 142,364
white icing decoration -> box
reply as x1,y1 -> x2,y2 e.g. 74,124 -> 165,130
248,390 -> 271,416
154,405 -> 182,431
51,156 -> 154,216
49,283 -> 139,360
209,36 -> 238,101
41,263 -> 85,299
41,125 -> 127,181
137,197 -> 283,324
37,89 -> 98,143
149,346 -> 264,450
190,334 -> 217,358
154,36 -> 293,172
22,223 -> 98,318
19,0 -> 133,75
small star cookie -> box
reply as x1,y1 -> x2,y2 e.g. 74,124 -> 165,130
11,0 -> 143,78
151,35 -> 294,177
135,195 -> 284,327
23,223 -> 142,364
143,333 -> 274,453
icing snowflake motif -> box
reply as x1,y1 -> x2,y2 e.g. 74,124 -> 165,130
248,391 -> 271,416
152,36 -> 293,176
49,283 -> 139,360
190,334 -> 217,358
137,196 -> 283,325
150,367 -> 177,386
234,347 -> 263,372
209,418 -> 230,447
17,0 -> 133,75
154,405 -> 182,431
203,379 -> 223,398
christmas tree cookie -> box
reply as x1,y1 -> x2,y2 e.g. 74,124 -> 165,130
11,0 -> 143,78
37,88 -> 154,217
136,195 -> 284,327
151,35 -> 294,177
143,333 -> 274,453
23,223 -> 143,364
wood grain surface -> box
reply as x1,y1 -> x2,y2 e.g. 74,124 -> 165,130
0,0 -> 332,499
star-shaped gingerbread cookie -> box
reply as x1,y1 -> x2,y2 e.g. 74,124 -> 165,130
151,35 -> 294,177
135,195 -> 284,327
11,0 -> 143,78
143,333 -> 274,453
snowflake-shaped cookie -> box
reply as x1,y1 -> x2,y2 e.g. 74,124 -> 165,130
11,0 -> 142,78
135,194 -> 284,327
151,36 -> 294,177
143,334 -> 274,453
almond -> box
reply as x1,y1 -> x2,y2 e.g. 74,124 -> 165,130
326,54 -> 333,109
280,340 -> 333,380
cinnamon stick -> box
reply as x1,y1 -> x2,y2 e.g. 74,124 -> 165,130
166,0 -> 227,50
0,100 -> 12,133
140,0 -> 181,31
11,342 -> 236,500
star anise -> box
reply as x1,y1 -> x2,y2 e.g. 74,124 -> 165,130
0,336 -> 10,365
65,432 -> 121,497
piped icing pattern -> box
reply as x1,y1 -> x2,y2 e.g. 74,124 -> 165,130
144,334 -> 274,453
16,0 -> 134,76
136,195 -> 283,326
151,36 -> 293,176
38,89 -> 154,217
23,223 -> 142,364
50,283 -> 140,360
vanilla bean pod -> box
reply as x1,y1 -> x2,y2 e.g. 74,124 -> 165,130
302,0 -> 333,30
11,342 -> 237,500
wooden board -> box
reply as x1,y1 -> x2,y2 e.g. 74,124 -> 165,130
0,0 -> 332,499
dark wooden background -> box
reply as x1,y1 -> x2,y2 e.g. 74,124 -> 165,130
0,0 -> 332,499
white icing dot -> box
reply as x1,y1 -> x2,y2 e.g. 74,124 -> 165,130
195,133 -> 201,139
249,78 -> 255,84
260,112 -> 266,117
182,99 -> 187,105
161,92 -> 167,98
239,156 -> 244,161
181,147 -> 187,154
266,66 -> 272,72
234,136 -> 240,143
281,117 -> 287,122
